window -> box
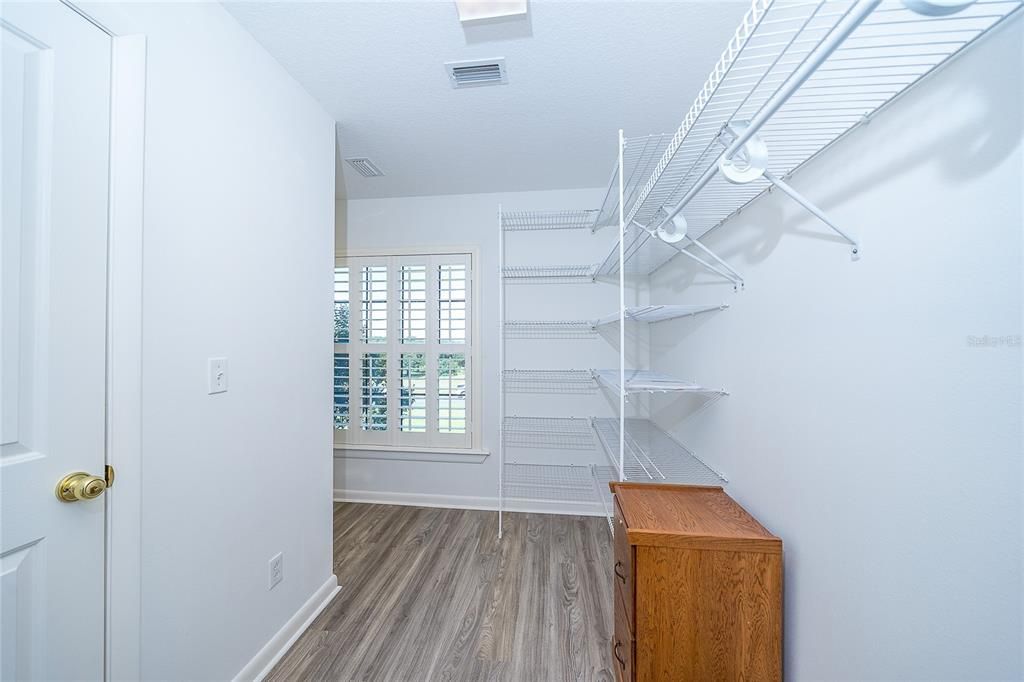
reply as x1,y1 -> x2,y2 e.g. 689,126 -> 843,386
334,252 -> 476,450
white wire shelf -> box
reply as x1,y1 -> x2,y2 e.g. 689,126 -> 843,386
503,320 -> 598,339
501,209 -> 600,232
503,265 -> 598,282
593,304 -> 728,327
593,133 -> 674,232
503,463 -> 599,503
596,220 -> 684,277
503,369 -> 597,394
600,0 -> 1023,275
506,305 -> 725,334
592,418 -> 726,486
503,416 -> 597,450
592,369 -> 727,396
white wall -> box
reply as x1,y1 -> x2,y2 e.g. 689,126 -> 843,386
649,20 -> 1023,680
83,3 -> 336,680
337,188 -> 636,510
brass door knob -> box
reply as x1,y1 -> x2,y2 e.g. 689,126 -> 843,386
55,472 -> 107,502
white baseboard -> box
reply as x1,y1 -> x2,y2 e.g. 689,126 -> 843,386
333,488 -> 604,517
233,575 -> 341,682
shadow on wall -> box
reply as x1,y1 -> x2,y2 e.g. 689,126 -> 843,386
653,390 -> 727,425
597,320 -> 651,364
663,17 -> 1023,277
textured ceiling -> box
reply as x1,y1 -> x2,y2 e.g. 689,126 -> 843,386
223,1 -> 750,199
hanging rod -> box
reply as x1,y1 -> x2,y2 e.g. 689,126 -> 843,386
651,0 -> 885,238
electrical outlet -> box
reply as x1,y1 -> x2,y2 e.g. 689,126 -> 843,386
268,552 -> 283,590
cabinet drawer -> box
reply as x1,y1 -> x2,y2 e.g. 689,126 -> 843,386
613,496 -> 635,626
613,587 -> 635,682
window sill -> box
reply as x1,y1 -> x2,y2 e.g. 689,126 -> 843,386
333,444 -> 490,464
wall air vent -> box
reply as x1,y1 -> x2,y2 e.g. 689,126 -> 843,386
345,157 -> 385,178
445,58 -> 507,88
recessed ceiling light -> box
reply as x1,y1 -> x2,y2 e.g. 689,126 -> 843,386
454,0 -> 527,22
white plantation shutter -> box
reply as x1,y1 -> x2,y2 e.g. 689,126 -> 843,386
333,267 -> 351,431
334,252 -> 473,449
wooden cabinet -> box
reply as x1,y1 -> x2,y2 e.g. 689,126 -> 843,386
609,482 -> 783,681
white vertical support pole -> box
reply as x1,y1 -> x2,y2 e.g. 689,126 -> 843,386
617,130 -> 625,481
497,204 -> 504,539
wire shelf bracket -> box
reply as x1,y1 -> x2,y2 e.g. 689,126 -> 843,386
672,233 -> 747,289
764,170 -> 861,259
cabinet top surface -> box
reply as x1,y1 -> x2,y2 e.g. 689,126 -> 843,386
610,482 -> 780,549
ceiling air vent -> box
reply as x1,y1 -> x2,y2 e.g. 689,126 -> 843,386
445,58 -> 507,88
345,157 -> 384,178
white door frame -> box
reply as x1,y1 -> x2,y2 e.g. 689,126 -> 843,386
90,9 -> 146,680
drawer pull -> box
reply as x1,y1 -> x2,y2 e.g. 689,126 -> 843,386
614,560 -> 627,584
613,641 -> 626,668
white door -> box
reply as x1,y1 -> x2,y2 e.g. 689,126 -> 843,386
1,2 -> 112,680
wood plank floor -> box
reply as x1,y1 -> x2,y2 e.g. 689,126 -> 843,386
267,503 -> 615,681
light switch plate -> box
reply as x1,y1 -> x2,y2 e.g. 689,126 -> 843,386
269,552 -> 283,590
208,357 -> 228,394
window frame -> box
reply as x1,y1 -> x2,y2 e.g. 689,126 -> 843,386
333,247 -> 482,454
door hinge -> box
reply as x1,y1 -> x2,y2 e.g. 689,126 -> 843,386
105,464 -> 116,489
